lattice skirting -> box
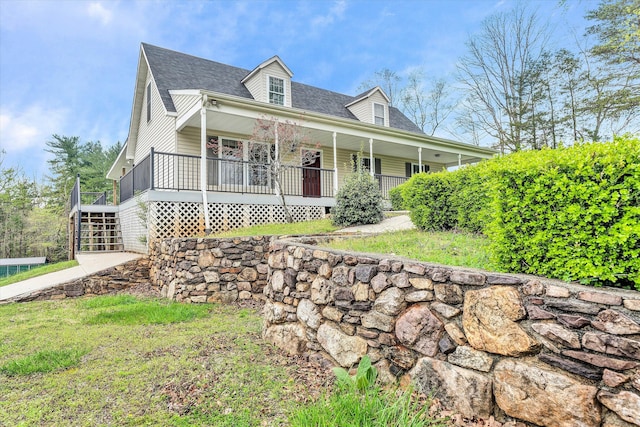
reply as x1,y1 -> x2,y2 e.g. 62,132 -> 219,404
149,201 -> 324,240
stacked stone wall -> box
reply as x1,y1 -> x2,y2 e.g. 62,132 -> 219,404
149,236 -> 270,304
262,237 -> 640,427
147,235 -> 640,426
4,258 -> 151,303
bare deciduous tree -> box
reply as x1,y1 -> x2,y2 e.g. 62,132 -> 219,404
456,4 -> 549,152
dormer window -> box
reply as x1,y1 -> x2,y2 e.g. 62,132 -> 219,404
269,76 -> 285,105
374,103 -> 385,126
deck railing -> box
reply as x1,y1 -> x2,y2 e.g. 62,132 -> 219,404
120,149 -> 336,203
118,149 -> 407,203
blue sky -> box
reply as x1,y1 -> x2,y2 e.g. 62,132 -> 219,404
0,0 -> 596,180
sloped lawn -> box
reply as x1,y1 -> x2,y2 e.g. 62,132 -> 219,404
0,296 -> 327,426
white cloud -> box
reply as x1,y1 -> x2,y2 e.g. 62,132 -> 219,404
0,105 -> 68,153
87,2 -> 113,26
311,0 -> 346,29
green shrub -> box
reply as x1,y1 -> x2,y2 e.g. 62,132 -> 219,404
487,135 -> 640,289
332,162 -> 383,227
452,162 -> 493,233
402,171 -> 458,231
389,185 -> 406,210
400,135 -> 639,289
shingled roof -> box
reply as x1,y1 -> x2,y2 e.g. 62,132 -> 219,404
142,43 -> 424,134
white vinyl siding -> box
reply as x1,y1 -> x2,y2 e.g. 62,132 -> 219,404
134,75 -> 176,162
146,83 -> 152,123
242,61 -> 292,107
172,94 -> 200,120
346,99 -> 371,123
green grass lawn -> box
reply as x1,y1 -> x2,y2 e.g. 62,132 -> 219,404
213,218 -> 339,237
0,296 -> 319,426
0,260 -> 79,287
212,218 -> 496,271
326,230 -> 497,271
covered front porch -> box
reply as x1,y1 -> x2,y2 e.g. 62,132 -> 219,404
114,90 -> 494,206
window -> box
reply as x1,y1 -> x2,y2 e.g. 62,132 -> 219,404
373,103 -> 385,126
268,76 -> 285,105
249,143 -> 270,186
405,162 -> 429,177
351,154 -> 381,174
146,82 -> 152,122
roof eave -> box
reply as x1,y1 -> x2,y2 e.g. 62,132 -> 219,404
200,90 -> 497,156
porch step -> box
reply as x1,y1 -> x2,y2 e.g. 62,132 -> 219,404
78,211 -> 124,252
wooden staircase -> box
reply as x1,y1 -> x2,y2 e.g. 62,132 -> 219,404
78,211 -> 124,252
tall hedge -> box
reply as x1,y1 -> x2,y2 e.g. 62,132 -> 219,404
487,136 -> 639,289
399,135 -> 640,289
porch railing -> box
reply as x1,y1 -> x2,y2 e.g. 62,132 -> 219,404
118,150 -> 409,204
120,149 -> 336,203
375,174 -> 409,199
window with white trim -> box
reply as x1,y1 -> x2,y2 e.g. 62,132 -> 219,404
373,103 -> 385,126
268,76 -> 285,105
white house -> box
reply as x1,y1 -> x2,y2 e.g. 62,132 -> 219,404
69,43 -> 495,255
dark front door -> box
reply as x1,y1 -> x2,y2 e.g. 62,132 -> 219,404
302,151 -> 321,198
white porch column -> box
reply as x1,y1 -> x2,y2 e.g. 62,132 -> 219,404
458,153 -> 462,167
274,120 -> 280,196
418,147 -> 422,171
332,132 -> 338,195
200,98 -> 211,233
369,138 -> 374,177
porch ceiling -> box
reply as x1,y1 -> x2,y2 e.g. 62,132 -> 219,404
179,106 -> 489,167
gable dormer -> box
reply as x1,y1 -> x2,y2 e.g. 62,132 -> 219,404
345,87 -> 390,127
241,56 -> 293,107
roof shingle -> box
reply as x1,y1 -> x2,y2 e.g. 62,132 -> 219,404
142,43 -> 424,134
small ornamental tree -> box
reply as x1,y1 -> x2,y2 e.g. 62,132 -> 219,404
332,154 -> 383,227
251,115 -> 319,223
208,115 -> 319,223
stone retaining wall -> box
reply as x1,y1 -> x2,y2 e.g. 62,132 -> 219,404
148,235 -> 640,426
262,237 -> 640,427
4,258 -> 151,303
149,236 -> 270,303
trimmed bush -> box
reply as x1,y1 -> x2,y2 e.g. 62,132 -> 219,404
402,171 -> 457,231
400,135 -> 639,289
389,185 -> 406,210
487,136 -> 640,289
401,163 -> 491,233
332,166 -> 383,227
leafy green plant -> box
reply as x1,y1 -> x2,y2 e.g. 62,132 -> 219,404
486,135 -> 640,289
333,355 -> 378,392
290,356 -> 447,426
332,154 -> 384,227
1,349 -> 87,376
